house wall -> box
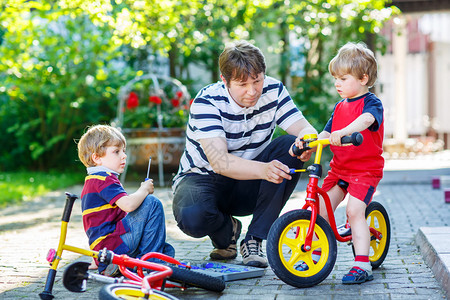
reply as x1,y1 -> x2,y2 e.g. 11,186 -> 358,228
378,12 -> 450,150
378,52 -> 429,137
433,42 -> 450,144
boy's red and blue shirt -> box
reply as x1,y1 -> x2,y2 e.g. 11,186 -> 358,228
80,166 -> 130,254
324,92 -> 384,177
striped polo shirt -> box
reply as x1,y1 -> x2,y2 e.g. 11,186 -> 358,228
80,166 -> 130,254
172,76 -> 304,188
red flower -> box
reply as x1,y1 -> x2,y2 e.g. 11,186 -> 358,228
126,92 -> 139,109
171,98 -> 180,107
149,95 -> 162,105
176,91 -> 183,99
189,98 -> 194,106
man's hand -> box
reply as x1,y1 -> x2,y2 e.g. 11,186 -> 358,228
263,160 -> 292,184
289,138 -> 313,162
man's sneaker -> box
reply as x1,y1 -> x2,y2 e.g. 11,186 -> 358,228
240,239 -> 268,268
342,266 -> 373,284
210,217 -> 242,260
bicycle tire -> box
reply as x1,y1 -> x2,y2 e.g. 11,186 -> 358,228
352,201 -> 390,269
267,209 -> 337,288
99,283 -> 178,300
168,265 -> 225,292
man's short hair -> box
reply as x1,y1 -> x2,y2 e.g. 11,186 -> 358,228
219,40 -> 266,85
77,124 -> 126,167
329,42 -> 378,87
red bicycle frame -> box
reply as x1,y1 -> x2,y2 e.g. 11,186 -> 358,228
294,139 -> 382,252
109,252 -> 177,290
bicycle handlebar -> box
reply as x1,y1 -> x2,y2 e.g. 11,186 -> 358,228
340,132 -> 363,146
62,192 -> 78,222
292,132 -> 363,156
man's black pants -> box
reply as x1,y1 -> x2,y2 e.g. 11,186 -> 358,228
172,135 -> 303,248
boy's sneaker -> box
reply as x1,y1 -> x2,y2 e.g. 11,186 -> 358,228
342,266 -> 373,284
240,239 -> 268,268
101,264 -> 121,277
210,217 -> 242,260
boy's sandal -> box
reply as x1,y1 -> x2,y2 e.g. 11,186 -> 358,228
101,264 -> 121,277
342,266 -> 373,284
294,261 -> 309,271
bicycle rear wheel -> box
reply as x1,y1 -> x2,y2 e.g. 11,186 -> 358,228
168,265 -> 225,292
267,209 -> 337,288
99,283 -> 178,300
365,201 -> 390,269
351,201 -> 390,269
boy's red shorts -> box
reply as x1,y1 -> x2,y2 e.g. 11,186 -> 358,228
321,169 -> 382,205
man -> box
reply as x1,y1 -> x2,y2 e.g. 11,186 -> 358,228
172,40 -> 317,268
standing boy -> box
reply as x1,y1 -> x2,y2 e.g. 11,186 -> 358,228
296,42 -> 384,284
77,124 -> 174,275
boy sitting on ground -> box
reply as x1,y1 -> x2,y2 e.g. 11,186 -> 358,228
77,124 -> 174,276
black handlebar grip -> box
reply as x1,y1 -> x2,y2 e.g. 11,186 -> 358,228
292,144 -> 305,156
62,192 -> 78,222
340,132 -> 363,146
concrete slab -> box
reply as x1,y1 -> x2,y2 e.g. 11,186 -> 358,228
416,227 -> 450,299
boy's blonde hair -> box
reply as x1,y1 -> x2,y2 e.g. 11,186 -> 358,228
77,124 -> 126,167
329,42 -> 378,87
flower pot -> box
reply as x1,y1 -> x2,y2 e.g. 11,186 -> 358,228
122,127 -> 185,179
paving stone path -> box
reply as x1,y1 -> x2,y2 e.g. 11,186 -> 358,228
1,163 -> 449,299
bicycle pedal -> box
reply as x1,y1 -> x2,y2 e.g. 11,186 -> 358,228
337,224 -> 352,237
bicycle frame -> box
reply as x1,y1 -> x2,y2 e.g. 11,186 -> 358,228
292,138 -> 382,252
39,192 -> 180,300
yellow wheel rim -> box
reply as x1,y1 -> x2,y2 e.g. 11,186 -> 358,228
112,287 -> 171,300
367,210 -> 388,262
278,218 -> 330,277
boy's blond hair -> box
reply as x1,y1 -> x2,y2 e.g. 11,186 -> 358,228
329,42 -> 378,87
77,124 -> 126,167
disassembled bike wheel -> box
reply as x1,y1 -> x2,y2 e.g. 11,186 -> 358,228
99,283 -> 179,300
168,265 -> 226,292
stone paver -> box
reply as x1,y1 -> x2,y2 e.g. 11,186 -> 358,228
1,154 -> 450,299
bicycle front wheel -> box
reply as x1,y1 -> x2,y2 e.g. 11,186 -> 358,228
99,283 -> 178,300
267,209 -> 337,288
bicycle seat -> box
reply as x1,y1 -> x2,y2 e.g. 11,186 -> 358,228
337,179 -> 349,191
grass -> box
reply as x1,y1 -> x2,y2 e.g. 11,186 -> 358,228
0,170 -> 83,207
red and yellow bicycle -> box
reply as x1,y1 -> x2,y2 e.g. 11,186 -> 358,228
266,133 -> 390,288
